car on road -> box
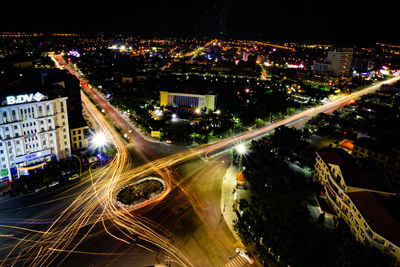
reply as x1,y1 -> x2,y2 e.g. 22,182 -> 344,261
68,174 -> 79,181
48,181 -> 59,187
235,248 -> 254,264
35,186 -> 47,193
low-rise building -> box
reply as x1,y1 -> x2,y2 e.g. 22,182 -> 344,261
160,91 -> 216,112
70,116 -> 90,150
314,147 -> 400,262
312,62 -> 331,73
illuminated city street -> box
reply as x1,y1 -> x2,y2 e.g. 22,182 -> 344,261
0,50 -> 398,266
1,5 -> 400,265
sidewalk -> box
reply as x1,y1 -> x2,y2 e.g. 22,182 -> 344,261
220,164 -> 251,242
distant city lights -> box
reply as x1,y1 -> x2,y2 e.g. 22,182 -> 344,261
68,50 -> 80,57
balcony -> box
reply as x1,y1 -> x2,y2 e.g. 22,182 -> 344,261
364,230 -> 385,248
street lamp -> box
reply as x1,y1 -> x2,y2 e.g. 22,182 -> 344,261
236,144 -> 247,171
93,132 -> 107,165
236,144 -> 246,155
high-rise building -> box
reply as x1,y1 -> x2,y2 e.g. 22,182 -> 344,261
326,47 -> 353,76
241,51 -> 249,62
0,92 -> 71,182
312,47 -> 354,76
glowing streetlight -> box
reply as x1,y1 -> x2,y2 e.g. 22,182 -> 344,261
93,132 -> 107,164
93,132 -> 107,147
236,144 -> 247,171
236,144 -> 246,155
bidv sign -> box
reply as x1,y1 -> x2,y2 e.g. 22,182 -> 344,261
6,92 -> 45,105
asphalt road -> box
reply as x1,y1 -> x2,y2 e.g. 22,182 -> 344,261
1,55 -> 398,266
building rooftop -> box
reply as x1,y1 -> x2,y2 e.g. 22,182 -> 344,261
353,137 -> 393,157
341,166 -> 394,194
318,147 -> 395,194
317,147 -> 354,166
348,191 -> 400,247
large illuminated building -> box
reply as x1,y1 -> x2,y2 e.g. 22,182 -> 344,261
314,147 -> 400,262
327,47 -> 353,76
0,92 -> 71,182
160,91 -> 216,112
312,47 -> 353,76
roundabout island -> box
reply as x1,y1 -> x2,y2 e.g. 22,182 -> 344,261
116,177 -> 166,207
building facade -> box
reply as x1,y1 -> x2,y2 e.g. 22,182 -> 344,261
70,126 -> 90,151
0,92 -> 71,182
312,62 -> 331,73
312,47 -> 354,76
160,91 -> 216,112
314,148 -> 400,262
326,47 -> 353,76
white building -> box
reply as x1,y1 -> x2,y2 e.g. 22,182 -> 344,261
327,47 -> 353,76
312,62 -> 331,73
312,47 -> 354,76
0,92 -> 71,182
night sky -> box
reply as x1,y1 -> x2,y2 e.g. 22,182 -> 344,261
1,0 -> 398,43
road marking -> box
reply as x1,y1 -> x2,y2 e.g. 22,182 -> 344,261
223,254 -> 248,267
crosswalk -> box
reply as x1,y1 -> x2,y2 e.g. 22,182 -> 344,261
223,255 -> 249,267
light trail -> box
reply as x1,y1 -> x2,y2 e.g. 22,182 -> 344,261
3,54 -> 396,266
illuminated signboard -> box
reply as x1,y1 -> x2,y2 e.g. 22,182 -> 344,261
6,92 -> 45,105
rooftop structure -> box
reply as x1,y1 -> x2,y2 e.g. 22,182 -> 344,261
314,147 -> 400,261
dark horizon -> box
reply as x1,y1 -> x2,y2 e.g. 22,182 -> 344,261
1,0 -> 399,44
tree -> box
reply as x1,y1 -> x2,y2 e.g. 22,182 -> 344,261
234,131 -> 393,267
270,126 -> 308,158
